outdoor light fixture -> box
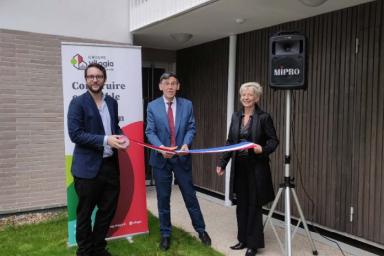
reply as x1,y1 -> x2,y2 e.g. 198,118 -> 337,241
170,33 -> 193,43
298,0 -> 327,7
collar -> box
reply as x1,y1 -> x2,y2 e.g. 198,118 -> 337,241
163,96 -> 176,105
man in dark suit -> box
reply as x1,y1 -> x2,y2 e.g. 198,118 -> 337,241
68,63 -> 129,256
145,72 -> 211,251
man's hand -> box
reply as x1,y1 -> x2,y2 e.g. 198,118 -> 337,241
107,135 -> 130,150
216,166 -> 225,176
159,145 -> 177,158
253,144 -> 263,154
177,144 -> 189,156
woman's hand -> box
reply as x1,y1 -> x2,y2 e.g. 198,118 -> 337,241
253,144 -> 263,154
216,166 -> 225,176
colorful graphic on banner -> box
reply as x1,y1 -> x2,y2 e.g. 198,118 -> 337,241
61,43 -> 147,246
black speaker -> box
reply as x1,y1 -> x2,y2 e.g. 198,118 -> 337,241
269,33 -> 306,90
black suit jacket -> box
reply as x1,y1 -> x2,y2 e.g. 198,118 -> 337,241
219,105 -> 279,205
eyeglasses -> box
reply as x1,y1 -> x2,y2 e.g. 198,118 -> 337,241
86,75 -> 104,81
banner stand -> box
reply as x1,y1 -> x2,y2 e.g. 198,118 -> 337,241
61,42 -> 148,246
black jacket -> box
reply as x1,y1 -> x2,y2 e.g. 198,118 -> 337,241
219,105 -> 279,206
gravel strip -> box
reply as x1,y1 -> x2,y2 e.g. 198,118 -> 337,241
0,208 -> 66,229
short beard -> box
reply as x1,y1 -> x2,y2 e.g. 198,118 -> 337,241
87,84 -> 104,94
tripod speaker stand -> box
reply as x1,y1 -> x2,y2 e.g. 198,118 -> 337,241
263,90 -> 318,256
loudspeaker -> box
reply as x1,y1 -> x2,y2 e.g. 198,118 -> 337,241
269,33 -> 306,90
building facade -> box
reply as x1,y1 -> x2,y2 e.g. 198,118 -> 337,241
0,0 -> 383,250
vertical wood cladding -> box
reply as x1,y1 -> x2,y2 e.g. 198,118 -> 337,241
235,1 -> 384,245
351,0 -> 384,243
177,0 -> 384,245
177,38 -> 229,193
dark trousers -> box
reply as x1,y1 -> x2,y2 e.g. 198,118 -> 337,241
235,157 -> 265,249
74,157 -> 120,256
153,159 -> 205,237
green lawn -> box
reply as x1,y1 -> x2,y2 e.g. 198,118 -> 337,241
0,211 -> 223,256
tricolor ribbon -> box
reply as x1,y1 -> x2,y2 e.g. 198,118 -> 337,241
129,138 -> 257,155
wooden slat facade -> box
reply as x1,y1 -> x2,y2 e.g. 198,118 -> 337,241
177,38 -> 229,193
176,0 -> 384,245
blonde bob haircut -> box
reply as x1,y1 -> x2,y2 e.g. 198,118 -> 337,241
239,82 -> 263,97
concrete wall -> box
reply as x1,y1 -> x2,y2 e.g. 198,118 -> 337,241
0,0 -> 132,44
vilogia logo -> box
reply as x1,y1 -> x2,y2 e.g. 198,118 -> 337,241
70,54 -> 87,70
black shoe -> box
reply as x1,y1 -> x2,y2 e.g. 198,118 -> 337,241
159,236 -> 170,251
230,242 -> 247,250
198,231 -> 211,246
245,248 -> 258,256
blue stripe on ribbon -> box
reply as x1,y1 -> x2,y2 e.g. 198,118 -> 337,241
176,141 -> 256,154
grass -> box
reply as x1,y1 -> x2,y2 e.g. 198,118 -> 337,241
0,211 -> 223,256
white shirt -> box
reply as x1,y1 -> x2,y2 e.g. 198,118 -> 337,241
99,94 -> 113,158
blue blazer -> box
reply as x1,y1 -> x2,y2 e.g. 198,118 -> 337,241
145,97 -> 196,169
67,91 -> 122,179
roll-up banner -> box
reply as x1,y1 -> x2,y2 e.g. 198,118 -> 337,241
61,42 -> 148,246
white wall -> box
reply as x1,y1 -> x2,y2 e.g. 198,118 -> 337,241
0,0 -> 132,43
130,0 -> 212,31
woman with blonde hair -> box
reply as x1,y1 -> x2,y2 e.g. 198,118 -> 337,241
216,82 -> 279,256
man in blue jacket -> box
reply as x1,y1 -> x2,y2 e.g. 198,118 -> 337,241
68,63 -> 129,256
145,72 -> 211,251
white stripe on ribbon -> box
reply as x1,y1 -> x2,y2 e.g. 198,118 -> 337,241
129,138 -> 257,155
